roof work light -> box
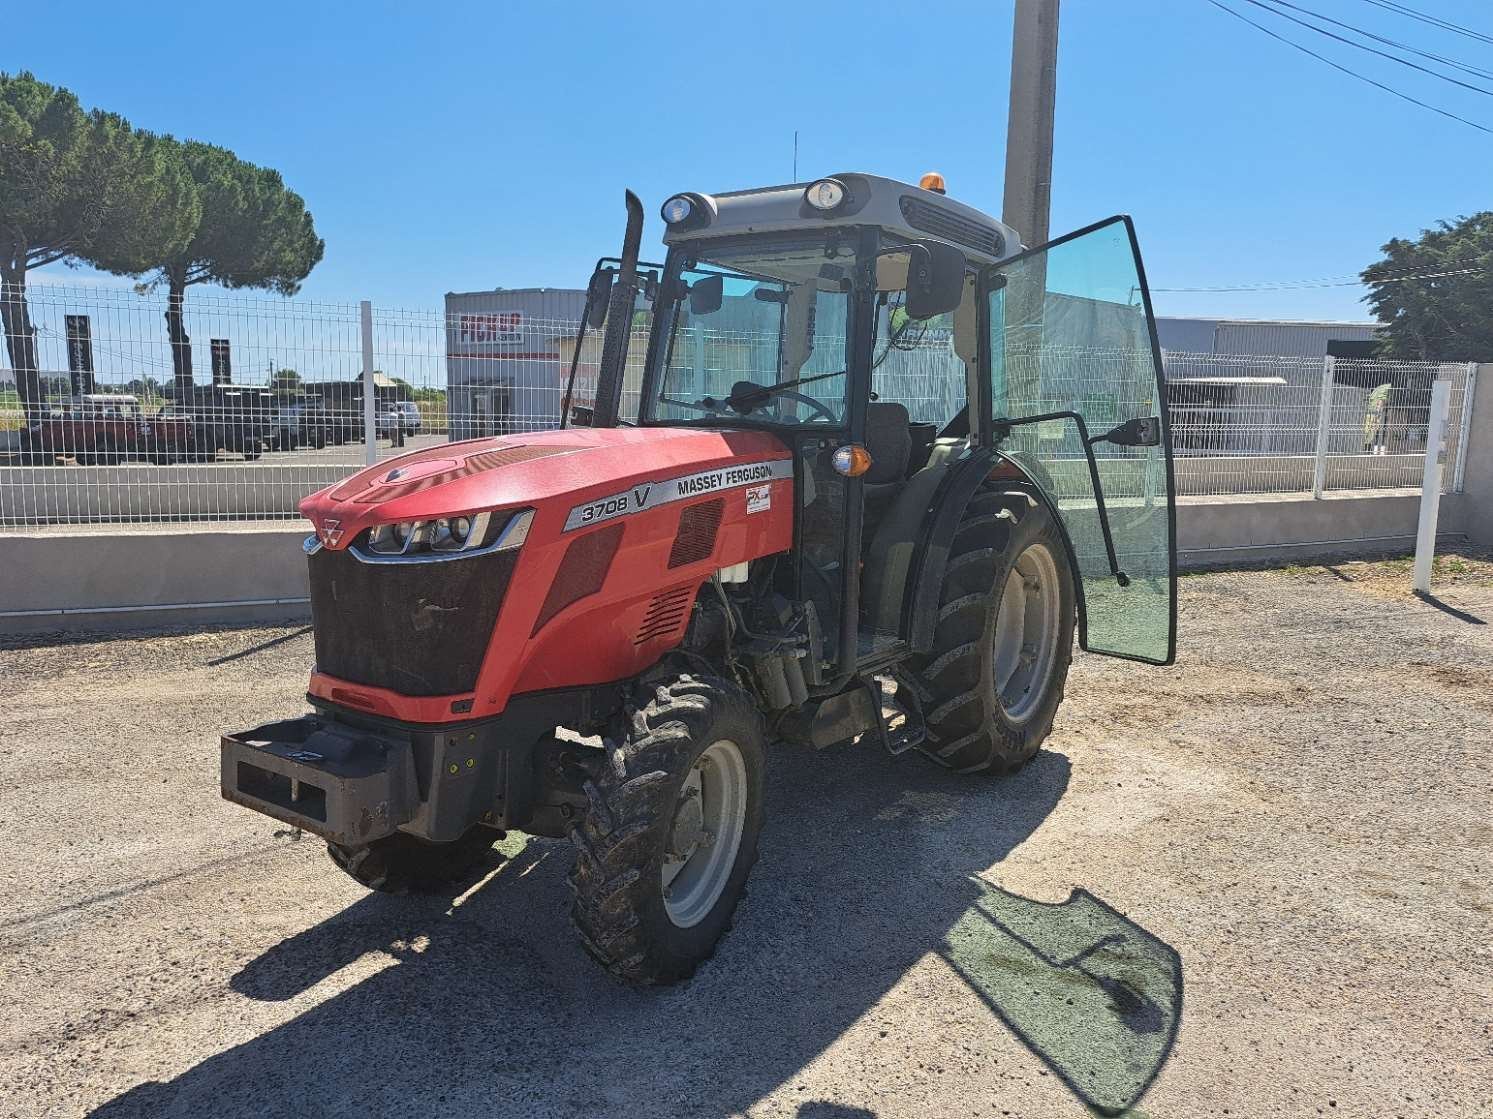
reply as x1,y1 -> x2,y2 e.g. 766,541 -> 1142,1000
661,195 -> 694,224
804,178 -> 847,211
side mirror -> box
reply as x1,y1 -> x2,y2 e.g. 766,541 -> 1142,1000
585,268 -> 613,328
905,240 -> 967,321
1095,417 -> 1162,448
688,273 -> 724,316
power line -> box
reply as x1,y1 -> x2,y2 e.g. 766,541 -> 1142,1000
1259,0 -> 1493,84
1154,267 -> 1482,293
1203,0 -> 1493,134
1241,0 -> 1493,96
1357,0 -> 1493,48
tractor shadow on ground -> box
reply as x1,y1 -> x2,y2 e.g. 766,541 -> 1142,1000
91,743 -> 1181,1119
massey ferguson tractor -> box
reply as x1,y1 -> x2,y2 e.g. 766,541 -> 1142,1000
221,173 -> 1177,984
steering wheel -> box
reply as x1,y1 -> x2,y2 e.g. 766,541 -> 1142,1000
726,377 -> 841,424
770,390 -> 839,424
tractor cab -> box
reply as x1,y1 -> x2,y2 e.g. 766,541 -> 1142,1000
577,173 -> 1176,685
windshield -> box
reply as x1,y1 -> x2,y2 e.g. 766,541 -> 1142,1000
646,234 -> 856,426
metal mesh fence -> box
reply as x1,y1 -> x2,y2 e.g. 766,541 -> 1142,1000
0,282 -> 1480,525
1163,351 -> 1474,497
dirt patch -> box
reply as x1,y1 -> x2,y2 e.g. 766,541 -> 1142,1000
1,564 -> 1489,1119
1269,546 -> 1493,602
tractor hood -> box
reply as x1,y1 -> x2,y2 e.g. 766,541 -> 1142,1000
301,426 -> 792,550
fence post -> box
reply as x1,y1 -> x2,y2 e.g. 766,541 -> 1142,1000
1452,362 -> 1478,494
360,300 -> 377,466
1311,354 -> 1335,499
1412,379 -> 1452,594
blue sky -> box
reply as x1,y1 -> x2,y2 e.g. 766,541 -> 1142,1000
10,0 -> 1493,321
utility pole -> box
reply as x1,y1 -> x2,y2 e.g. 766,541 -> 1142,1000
1002,0 -> 1060,249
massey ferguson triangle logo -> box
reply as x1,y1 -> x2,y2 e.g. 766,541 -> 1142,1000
319,518 -> 343,546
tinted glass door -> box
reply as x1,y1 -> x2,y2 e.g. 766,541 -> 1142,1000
986,216 -> 1176,665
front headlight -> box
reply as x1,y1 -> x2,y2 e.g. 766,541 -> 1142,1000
354,509 -> 532,562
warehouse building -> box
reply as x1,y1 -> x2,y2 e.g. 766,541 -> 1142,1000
444,287 -> 588,438
1154,316 -> 1391,455
1154,315 -> 1380,360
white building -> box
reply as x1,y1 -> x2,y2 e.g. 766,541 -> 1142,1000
444,288 -> 588,438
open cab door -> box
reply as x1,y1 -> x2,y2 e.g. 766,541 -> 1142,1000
984,216 -> 1176,665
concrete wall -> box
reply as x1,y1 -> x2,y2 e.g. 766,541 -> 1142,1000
1177,491 -> 1466,567
0,525 -> 310,635
2,488 -> 1476,637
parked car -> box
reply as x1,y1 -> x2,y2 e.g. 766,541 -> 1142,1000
187,386 -> 276,460
271,398 -> 331,451
18,395 -> 196,465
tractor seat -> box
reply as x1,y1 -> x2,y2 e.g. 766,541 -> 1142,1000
861,402 -> 913,531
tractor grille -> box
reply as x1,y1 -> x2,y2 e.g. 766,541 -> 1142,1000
308,546 -> 518,696
668,498 -> 723,568
899,196 -> 1004,257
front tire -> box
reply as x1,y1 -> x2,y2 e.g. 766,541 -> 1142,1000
569,675 -> 765,985
909,485 -> 1076,775
326,827 -> 498,894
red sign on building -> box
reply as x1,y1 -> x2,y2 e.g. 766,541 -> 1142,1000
458,312 -> 523,345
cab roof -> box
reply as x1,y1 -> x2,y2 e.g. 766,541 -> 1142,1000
660,173 -> 1022,266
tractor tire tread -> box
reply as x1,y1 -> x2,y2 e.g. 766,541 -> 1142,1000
568,674 -> 764,985
908,483 -> 1076,776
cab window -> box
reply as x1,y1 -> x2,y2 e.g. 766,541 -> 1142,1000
647,233 -> 855,427
869,268 -> 978,433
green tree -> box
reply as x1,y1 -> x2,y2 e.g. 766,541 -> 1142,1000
139,141 -> 323,400
270,367 -> 301,393
1362,212 -> 1493,362
0,72 -> 199,420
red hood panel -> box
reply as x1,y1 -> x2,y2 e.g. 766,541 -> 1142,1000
301,427 -> 791,546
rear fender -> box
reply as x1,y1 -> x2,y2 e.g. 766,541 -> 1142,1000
905,451 -> 1083,654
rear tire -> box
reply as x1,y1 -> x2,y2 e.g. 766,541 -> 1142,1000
909,485 -> 1076,775
326,827 -> 498,894
568,674 -> 765,985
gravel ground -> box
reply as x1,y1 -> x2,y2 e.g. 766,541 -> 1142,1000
1,559 -> 1489,1119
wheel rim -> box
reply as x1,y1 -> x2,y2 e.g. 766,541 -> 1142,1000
992,542 -> 1062,724
661,738 -> 748,929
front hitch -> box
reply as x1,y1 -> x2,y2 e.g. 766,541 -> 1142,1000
221,715 -> 418,845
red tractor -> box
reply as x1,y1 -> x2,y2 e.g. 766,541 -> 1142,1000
221,174 -> 1177,984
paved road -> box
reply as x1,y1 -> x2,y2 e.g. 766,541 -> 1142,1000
1,561 -> 1489,1118
0,432 -> 452,470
